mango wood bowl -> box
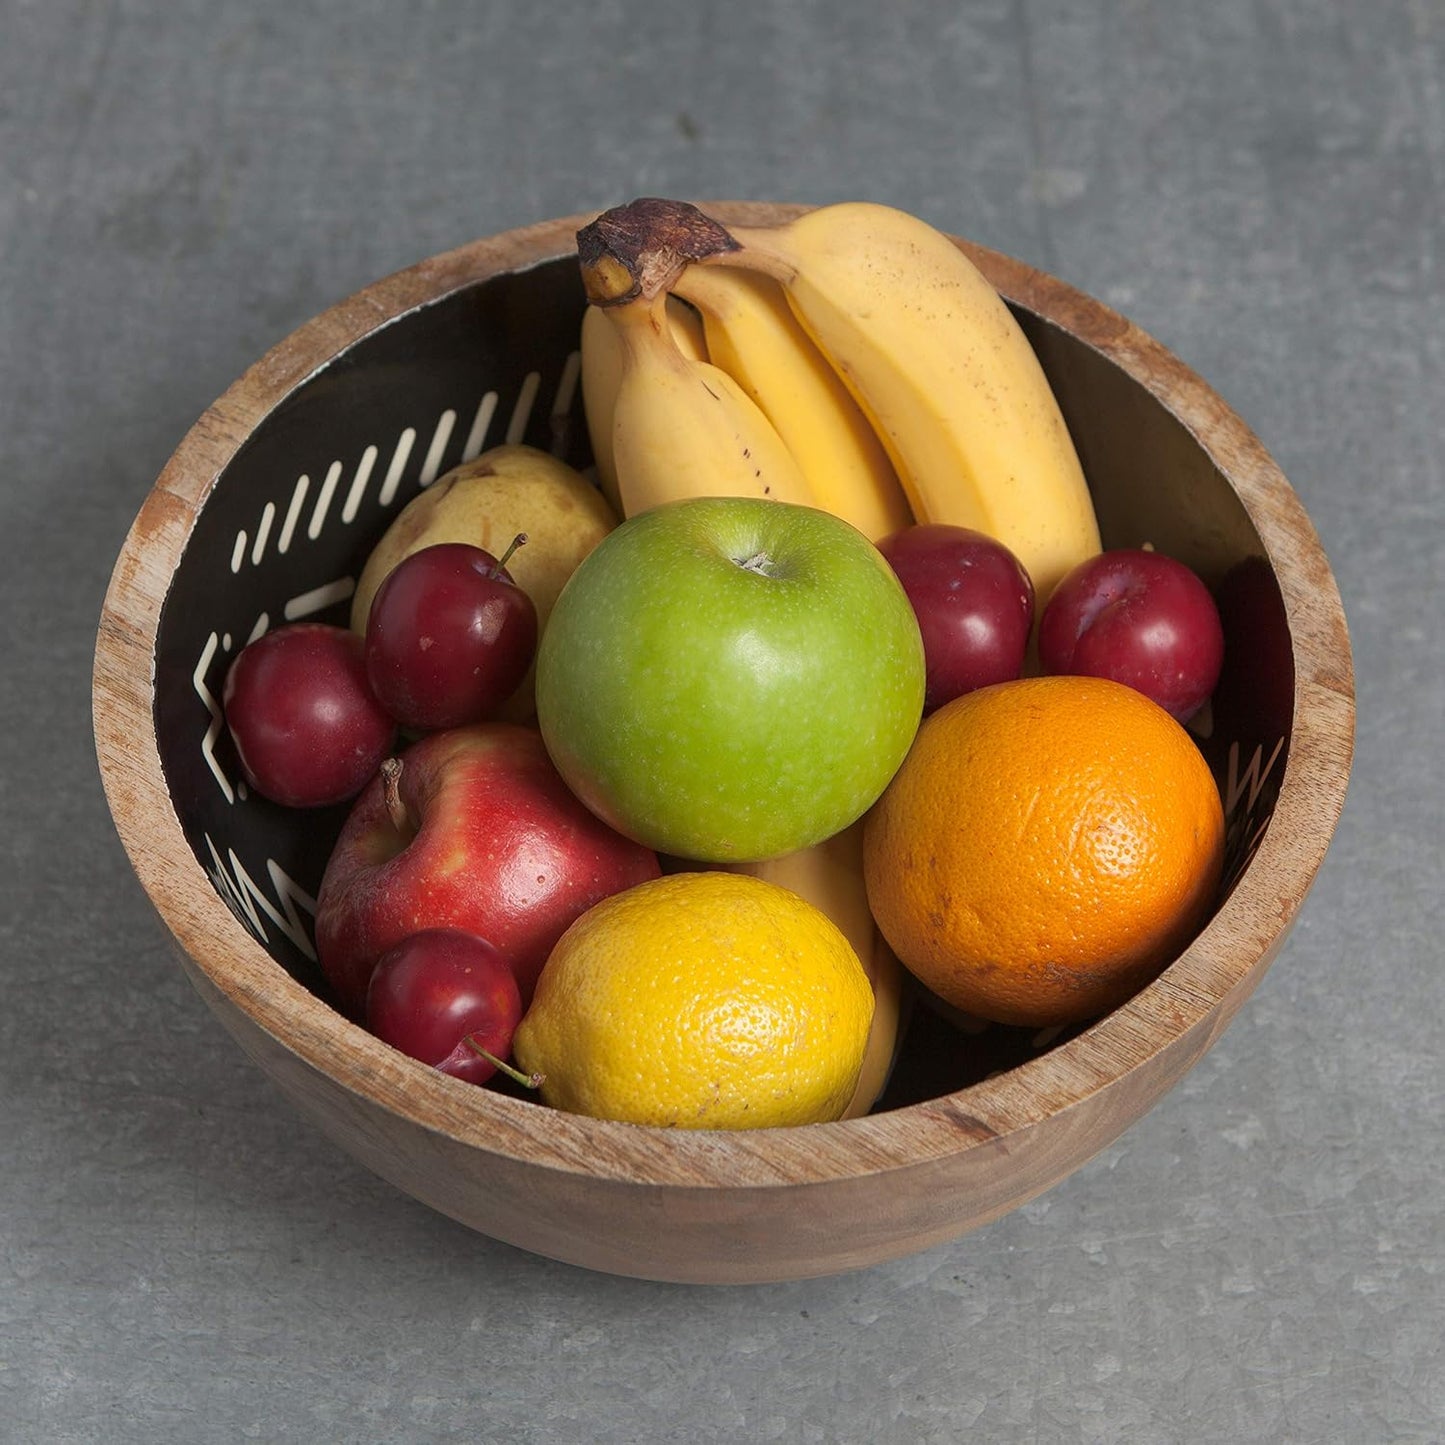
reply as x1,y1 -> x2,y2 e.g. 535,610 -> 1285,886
93,205 -> 1354,1284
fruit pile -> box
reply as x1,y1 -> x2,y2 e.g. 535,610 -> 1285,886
222,198 -> 1228,1131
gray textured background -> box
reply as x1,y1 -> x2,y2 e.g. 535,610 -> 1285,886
4,1 -> 1440,1441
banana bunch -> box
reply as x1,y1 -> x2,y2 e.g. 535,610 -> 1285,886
577,197 -> 1100,595
579,288 -> 813,520
712,202 -> 1101,601
574,197 -> 1103,1113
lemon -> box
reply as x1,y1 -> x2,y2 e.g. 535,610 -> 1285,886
512,872 -> 874,1129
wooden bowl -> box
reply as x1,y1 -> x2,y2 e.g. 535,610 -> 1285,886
94,206 -> 1354,1283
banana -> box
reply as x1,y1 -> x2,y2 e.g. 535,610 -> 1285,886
587,288 -> 814,518
850,934 -> 908,1117
710,202 -> 1101,602
580,295 -> 707,515
723,822 -> 906,1118
671,265 -> 913,543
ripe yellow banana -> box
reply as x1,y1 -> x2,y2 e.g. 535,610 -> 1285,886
587,288 -> 814,518
580,296 -> 707,515
723,822 -> 906,1118
670,265 -> 913,543
711,202 -> 1102,601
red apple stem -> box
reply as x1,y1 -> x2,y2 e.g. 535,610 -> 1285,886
380,757 -> 408,834
464,1037 -> 544,1090
491,533 -> 527,577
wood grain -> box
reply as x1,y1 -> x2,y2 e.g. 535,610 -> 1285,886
93,206 -> 1355,1283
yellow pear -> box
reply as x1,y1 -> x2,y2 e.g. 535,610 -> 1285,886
351,445 -> 618,720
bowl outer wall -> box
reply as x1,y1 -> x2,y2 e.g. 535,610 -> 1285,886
93,204 -> 1355,1283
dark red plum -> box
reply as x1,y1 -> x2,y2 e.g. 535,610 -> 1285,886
366,928 -> 524,1085
1038,548 -> 1224,723
223,623 -> 396,808
877,523 -> 1035,712
364,540 -> 537,732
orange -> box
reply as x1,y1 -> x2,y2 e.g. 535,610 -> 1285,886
862,675 -> 1224,1027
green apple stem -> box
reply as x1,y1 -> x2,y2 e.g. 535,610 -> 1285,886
380,757 -> 409,835
464,1037 -> 544,1090
491,533 -> 528,577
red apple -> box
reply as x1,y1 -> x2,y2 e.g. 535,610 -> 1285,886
315,723 -> 661,1015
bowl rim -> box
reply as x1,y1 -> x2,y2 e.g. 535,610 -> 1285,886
93,202 -> 1356,1191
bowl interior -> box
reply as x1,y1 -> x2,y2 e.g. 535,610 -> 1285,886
153,254 -> 1295,1107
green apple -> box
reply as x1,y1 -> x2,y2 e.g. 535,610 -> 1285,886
534,497 -> 925,862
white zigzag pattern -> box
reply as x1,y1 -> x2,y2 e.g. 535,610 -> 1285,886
193,631 -> 234,803
1223,736 -> 1287,885
223,360 -> 579,577
204,833 -> 318,961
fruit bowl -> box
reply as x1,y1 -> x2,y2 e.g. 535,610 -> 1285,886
93,205 -> 1354,1283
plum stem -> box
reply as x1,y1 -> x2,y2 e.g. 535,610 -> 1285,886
491,533 -> 527,578
464,1037 -> 544,1089
381,757 -> 408,834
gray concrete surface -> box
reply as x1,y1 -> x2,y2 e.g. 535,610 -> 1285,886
3,1 -> 1439,1440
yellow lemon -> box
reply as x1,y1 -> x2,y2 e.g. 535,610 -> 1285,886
512,872 -> 874,1129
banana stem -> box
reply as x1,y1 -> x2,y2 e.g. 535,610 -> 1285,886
700,225 -> 798,287
577,198 -> 738,305
605,292 -> 691,370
